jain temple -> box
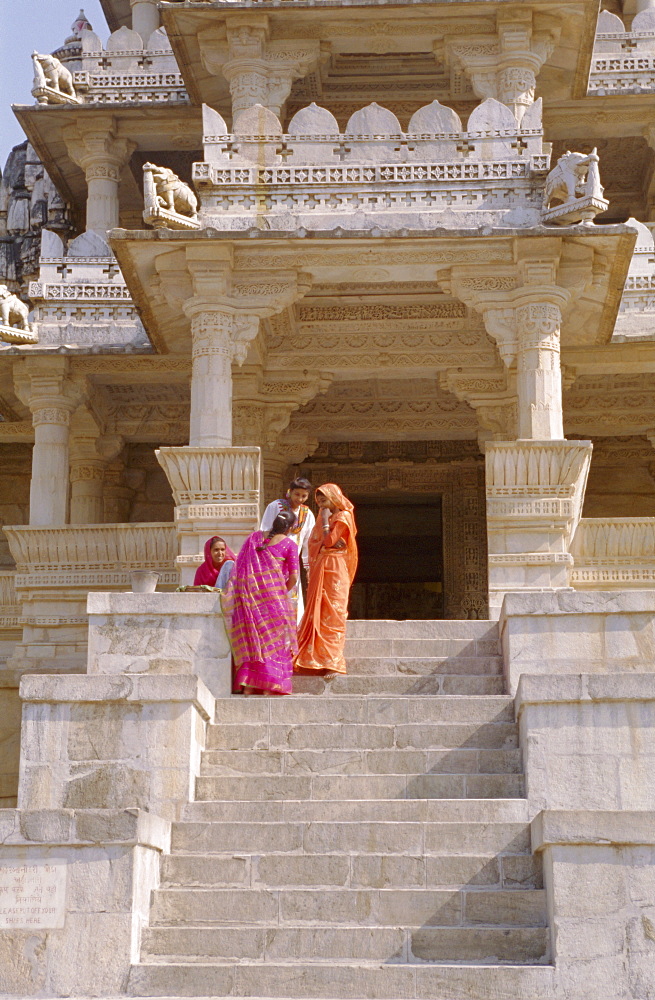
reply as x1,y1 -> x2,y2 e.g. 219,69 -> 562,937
1,0 -> 655,997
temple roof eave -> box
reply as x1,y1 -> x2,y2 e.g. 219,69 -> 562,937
110,223 -> 637,359
160,0 -> 599,110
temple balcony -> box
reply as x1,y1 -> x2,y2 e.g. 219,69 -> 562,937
191,98 -> 550,233
0,229 -> 152,353
589,8 -> 655,95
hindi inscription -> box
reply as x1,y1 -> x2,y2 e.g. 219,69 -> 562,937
0,859 -> 66,928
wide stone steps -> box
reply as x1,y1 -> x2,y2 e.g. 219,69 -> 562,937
148,885 -> 546,928
340,655 -> 503,676
131,619 -> 552,993
160,851 -> 542,890
141,923 -> 549,964
195,772 -> 525,800
199,747 -> 523,776
127,961 -> 555,998
170,819 -> 532,855
207,720 -> 519,751
292,672 -> 505,695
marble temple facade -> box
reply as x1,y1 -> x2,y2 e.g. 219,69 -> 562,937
1,1 -> 655,998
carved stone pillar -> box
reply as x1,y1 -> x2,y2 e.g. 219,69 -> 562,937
199,17 -> 323,120
130,0 -> 160,44
515,300 -> 564,440
69,409 -> 123,525
103,459 -> 134,524
63,119 -> 136,235
446,10 -> 557,122
14,359 -> 83,526
187,308 -> 242,447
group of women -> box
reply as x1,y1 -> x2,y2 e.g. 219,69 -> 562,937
194,479 -> 358,696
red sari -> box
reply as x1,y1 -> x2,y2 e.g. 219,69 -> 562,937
294,484 -> 357,676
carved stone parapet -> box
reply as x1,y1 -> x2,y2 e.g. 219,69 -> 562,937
2,522 -> 178,671
485,440 -> 593,616
570,517 -> 655,590
156,445 -> 261,584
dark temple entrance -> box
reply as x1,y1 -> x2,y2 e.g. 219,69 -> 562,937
349,497 -> 444,620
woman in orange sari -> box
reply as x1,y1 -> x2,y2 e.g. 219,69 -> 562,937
294,484 -> 357,675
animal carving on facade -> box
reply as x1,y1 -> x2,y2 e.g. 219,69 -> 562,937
31,51 -> 77,103
142,163 -> 201,229
542,148 -> 608,226
0,285 -> 38,343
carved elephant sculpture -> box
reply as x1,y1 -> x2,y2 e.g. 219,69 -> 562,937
143,163 -> 198,218
542,151 -> 598,210
0,285 -> 32,331
32,51 -> 76,98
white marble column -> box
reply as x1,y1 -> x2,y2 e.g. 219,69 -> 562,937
64,120 -> 136,236
69,461 -> 106,524
515,301 -> 564,440
189,309 -> 235,447
130,0 -> 160,44
29,402 -> 77,526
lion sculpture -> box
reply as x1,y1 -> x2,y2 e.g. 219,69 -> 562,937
31,52 -> 76,99
143,163 -> 198,218
0,286 -> 32,331
542,149 -> 602,211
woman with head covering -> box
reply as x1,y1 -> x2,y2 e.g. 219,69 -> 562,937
221,509 -> 299,696
194,536 -> 236,590
294,484 -> 358,676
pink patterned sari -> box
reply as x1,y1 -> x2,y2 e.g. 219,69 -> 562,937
221,531 -> 298,695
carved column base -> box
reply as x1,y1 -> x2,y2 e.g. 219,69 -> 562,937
156,446 -> 262,585
485,440 -> 592,618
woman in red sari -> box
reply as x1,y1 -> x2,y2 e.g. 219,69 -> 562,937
194,536 -> 236,589
294,484 -> 357,676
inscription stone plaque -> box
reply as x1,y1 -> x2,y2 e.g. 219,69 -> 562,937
0,859 -> 66,928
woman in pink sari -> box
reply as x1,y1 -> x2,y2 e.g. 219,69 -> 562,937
221,510 -> 299,696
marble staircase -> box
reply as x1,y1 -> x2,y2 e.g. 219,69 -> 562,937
128,620 -> 551,998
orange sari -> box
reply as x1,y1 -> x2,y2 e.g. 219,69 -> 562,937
294,484 -> 358,675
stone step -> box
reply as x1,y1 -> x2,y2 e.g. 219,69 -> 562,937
292,673 -> 506,695
160,852 -> 543,890
199,747 -> 523,777
205,720 -> 519,751
182,798 -> 529,824
194,772 -> 525,802
171,820 -> 532,855
337,655 -> 504,676
141,923 -> 549,964
149,887 -> 547,928
346,620 -> 499,640
212,695 -> 515,727
128,960 -> 555,998
343,638 -> 501,657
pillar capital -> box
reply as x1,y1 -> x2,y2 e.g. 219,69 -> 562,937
63,118 -> 136,177
445,9 -> 559,121
199,21 -> 324,119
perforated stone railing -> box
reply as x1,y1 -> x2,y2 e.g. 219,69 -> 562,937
0,570 -> 20,630
571,517 -> 655,588
589,8 -> 655,94
3,522 -> 178,590
194,97 -> 549,231
26,229 -> 150,350
73,25 -> 189,105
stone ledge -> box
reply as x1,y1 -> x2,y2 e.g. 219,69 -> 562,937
532,809 -> 655,850
18,673 -> 214,721
0,808 -> 171,850
516,673 -> 655,712
87,591 -> 224,616
502,589 -> 655,617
